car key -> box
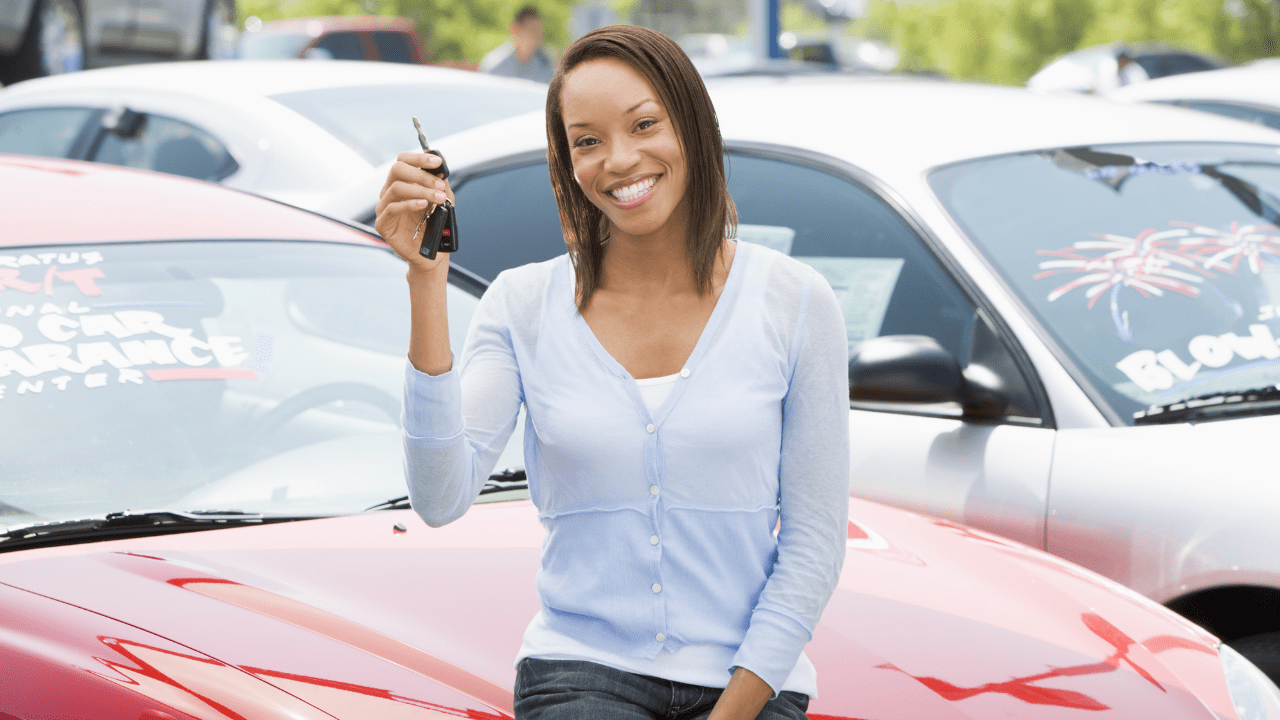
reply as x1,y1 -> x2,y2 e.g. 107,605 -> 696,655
412,116 -> 457,259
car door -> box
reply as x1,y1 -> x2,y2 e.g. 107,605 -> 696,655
450,146 -> 1057,549
724,147 -> 1056,550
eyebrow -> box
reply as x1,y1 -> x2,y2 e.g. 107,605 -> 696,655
567,99 -> 658,129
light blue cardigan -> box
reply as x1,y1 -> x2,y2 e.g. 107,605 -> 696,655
403,241 -> 850,694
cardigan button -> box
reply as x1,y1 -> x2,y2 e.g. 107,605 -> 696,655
680,368 -> 690,378
646,423 -> 655,433
656,633 -> 666,642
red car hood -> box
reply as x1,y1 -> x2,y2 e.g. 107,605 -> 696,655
0,498 -> 1237,720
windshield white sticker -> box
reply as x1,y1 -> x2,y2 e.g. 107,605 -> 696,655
736,224 -> 796,256
0,252 -> 255,401
797,257 -> 904,352
1116,324 -> 1280,393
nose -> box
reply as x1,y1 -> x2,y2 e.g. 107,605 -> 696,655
603,134 -> 641,176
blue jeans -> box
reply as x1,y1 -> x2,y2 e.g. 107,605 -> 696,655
513,658 -> 810,720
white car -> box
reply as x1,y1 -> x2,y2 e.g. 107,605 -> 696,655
1106,60 -> 1280,132
337,75 -> 1280,682
0,59 -> 546,210
1027,42 -> 1222,94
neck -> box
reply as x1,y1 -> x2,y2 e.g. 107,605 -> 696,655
601,211 -> 696,294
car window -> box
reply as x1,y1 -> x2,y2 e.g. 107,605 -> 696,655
931,143 -> 1280,423
315,31 -> 365,61
728,154 -> 978,360
1135,53 -> 1217,79
1180,101 -> 1280,132
269,84 -> 546,165
451,161 -> 565,281
0,108 -> 98,158
373,31 -> 414,63
0,241 -> 483,527
90,114 -> 239,182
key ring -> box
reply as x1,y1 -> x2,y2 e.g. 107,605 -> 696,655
410,206 -> 431,245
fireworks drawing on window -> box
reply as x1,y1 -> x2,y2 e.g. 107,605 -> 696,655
1034,227 -> 1211,342
1174,221 -> 1280,275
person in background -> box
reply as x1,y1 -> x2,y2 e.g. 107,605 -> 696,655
1115,50 -> 1149,86
1094,49 -> 1149,93
481,6 -> 556,84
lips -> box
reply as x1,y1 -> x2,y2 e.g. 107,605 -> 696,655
608,175 -> 658,206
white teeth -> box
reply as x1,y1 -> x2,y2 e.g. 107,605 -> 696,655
611,177 -> 656,203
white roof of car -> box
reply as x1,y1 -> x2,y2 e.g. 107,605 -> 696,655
0,60 -> 546,102
709,76 -> 1280,177
1105,61 -> 1280,108
443,76 -> 1280,175
322,75 -> 1280,221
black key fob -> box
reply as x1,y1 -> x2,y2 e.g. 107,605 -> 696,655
424,149 -> 450,180
419,200 -> 458,260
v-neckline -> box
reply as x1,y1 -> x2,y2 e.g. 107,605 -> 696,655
569,240 -> 748,384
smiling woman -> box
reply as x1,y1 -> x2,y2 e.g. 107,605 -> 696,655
374,25 -> 850,720
545,29 -> 733,312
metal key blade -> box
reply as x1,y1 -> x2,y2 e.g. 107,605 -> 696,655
413,116 -> 430,151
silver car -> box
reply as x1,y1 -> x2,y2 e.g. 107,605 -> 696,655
338,75 -> 1280,682
0,0 -> 236,85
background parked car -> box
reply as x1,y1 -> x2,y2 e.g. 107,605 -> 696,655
0,59 -> 546,211
0,0 -> 237,85
237,15 -> 425,64
3,154 -> 1279,720
1027,42 -> 1223,94
328,75 -> 1280,682
1105,59 -> 1280,132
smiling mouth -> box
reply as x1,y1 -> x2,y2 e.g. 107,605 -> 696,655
609,176 -> 658,205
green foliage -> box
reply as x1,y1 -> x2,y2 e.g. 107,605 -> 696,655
850,0 -> 1280,86
238,0 -> 579,62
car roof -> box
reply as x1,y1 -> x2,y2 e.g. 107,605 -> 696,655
320,75 -> 1280,220
431,76 -> 1280,177
0,60 -> 545,102
705,76 -> 1280,175
1106,61 -> 1280,108
0,155 -> 383,247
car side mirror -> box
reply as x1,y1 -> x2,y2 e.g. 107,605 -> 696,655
848,335 -> 1011,419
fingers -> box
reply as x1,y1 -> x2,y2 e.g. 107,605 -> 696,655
381,151 -> 452,198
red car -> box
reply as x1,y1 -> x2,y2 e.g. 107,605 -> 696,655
237,16 -> 427,65
1,155 -> 1278,719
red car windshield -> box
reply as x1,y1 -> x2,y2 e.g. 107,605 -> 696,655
0,241 -> 480,529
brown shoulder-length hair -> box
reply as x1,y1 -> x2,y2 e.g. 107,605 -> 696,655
545,25 -> 737,311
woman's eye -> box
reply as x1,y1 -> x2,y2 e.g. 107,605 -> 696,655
637,119 -> 656,131
573,136 -> 599,148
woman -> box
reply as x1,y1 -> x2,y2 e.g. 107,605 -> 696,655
375,25 -> 849,720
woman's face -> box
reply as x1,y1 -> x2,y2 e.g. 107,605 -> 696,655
560,57 -> 688,241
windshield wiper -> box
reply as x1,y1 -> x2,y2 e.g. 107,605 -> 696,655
365,468 -> 529,512
0,509 -> 326,553
1133,385 -> 1280,425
